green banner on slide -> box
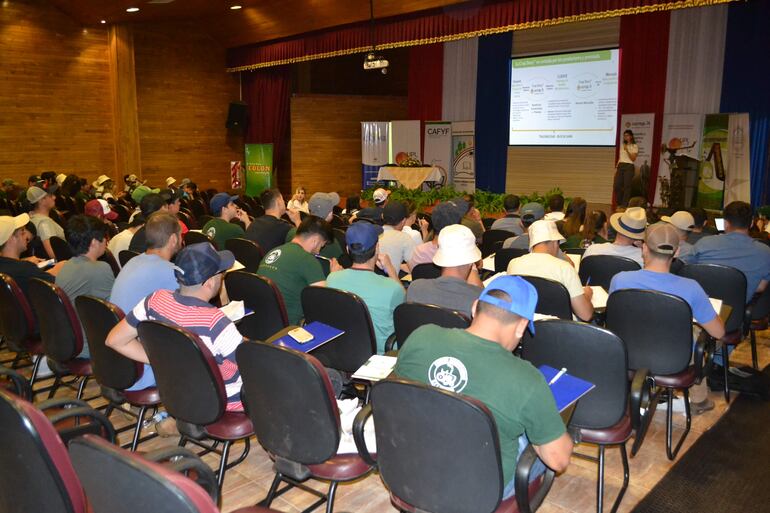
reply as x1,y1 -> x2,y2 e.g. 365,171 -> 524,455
697,114 -> 727,210
244,144 -> 273,197
513,50 -> 612,68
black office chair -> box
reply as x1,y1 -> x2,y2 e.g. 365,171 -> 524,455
495,248 -> 529,273
49,236 -> 74,261
579,255 -> 640,289
411,262 -> 442,280
518,276 -> 573,320
224,238 -> 264,273
98,249 -> 121,277
384,302 -> 470,352
0,273 -> 47,382
481,229 -> 514,258
236,341 -> 373,513
224,271 -> 289,341
184,230 -> 217,249
353,379 -> 554,513
747,287 -> 770,369
0,367 -> 32,400
118,250 -> 140,267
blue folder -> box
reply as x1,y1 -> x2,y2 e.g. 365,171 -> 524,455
538,365 -> 596,412
272,321 -> 345,353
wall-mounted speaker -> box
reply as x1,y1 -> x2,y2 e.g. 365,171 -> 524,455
226,102 -> 248,129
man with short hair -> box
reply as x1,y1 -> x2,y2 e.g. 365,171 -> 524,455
202,192 -> 251,249
660,210 -> 695,258
582,207 -> 646,267
408,201 -> 463,269
687,207 -> 714,243
257,216 -> 339,325
395,275 -> 573,499
27,185 -> 65,260
109,216 -> 144,267
327,222 -> 404,353
56,215 -> 114,306
0,213 -> 65,294
354,187 -> 389,223
285,191 -> 344,260
503,202 -> 545,250
107,242 -> 244,410
379,201 -> 418,271
544,194 -> 565,221
245,188 -> 300,253
491,194 -> 524,235
407,224 -> 483,319
160,188 -> 189,234
508,220 -> 594,322
128,193 -> 167,253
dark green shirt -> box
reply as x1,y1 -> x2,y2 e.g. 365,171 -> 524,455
202,218 -> 245,250
561,234 -> 608,250
395,325 -> 565,485
285,227 -> 343,260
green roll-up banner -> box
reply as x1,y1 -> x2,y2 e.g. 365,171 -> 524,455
244,144 -> 273,197
697,114 -> 728,210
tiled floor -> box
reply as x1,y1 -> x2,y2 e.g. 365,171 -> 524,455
15,333 -> 770,513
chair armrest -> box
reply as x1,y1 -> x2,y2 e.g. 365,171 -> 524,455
38,398 -> 92,411
352,403 -> 377,467
693,331 -> 716,384
514,444 -> 555,513
0,367 -> 32,401
144,446 -> 219,505
384,334 -> 397,353
41,402 -> 117,445
629,369 -> 653,431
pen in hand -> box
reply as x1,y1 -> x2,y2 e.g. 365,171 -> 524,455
549,367 -> 567,385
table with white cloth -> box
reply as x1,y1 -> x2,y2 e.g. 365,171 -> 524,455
376,166 -> 443,189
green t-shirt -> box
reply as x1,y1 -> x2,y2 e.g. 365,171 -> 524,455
327,268 -> 405,353
202,218 -> 245,250
285,227 -> 343,259
395,325 -> 565,485
257,242 -> 326,324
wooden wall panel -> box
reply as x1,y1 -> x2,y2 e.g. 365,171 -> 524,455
133,21 -> 243,192
506,19 -> 621,203
291,95 -> 408,198
0,0 -> 114,184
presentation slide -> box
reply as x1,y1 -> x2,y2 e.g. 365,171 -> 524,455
509,49 -> 620,146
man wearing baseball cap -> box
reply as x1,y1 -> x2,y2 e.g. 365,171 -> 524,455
353,187 -> 389,223
202,192 -> 251,250
284,192 -> 345,261
660,210 -> 696,258
502,202 -> 545,250
379,200 -> 418,272
407,224 -> 483,319
0,213 -> 64,295
508,220 -> 594,322
583,206 -> 646,266
327,222 -> 404,353
27,185 -> 65,260
396,275 -> 573,496
107,242 -> 244,412
610,222 -> 725,414
84,199 -> 119,222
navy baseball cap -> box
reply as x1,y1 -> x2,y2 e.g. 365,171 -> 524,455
478,275 -> 538,334
174,242 -> 235,286
346,222 -> 383,254
210,192 -> 238,216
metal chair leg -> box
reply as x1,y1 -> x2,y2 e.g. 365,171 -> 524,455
610,444 -> 629,513
130,405 -> 148,451
750,329 -> 759,370
47,375 -> 62,399
262,473 -> 282,507
722,346 -> 730,403
76,375 -> 89,400
325,481 -> 338,513
216,440 -> 232,489
596,446 -> 605,513
665,387 -> 691,460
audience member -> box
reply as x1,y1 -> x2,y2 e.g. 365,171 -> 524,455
287,187 -> 309,213
491,194 -> 524,235
407,224 -> 483,319
245,188 -> 300,253
660,210 -> 695,258
544,194 -> 565,221
84,199 -> 118,223
408,201 -> 463,269
56,215 -> 114,305
160,188 -> 189,235
395,275 -> 573,498
562,210 -> 608,249
458,195 -> 485,242
355,188 -> 389,223
401,200 -> 429,245
284,192 -> 344,260
582,207 -> 646,266
202,192 -> 250,249
182,180 -> 198,199
342,195 -> 360,216
327,222 -> 404,353
687,207 -> 711,243
93,175 -> 114,200
507,220 -> 594,321
0,214 -> 64,294
128,193 -> 166,253
165,177 -> 177,189
108,216 -> 144,265
379,201 -> 418,271
503,202 -> 544,250
26,185 -> 65,260
561,197 -> 587,237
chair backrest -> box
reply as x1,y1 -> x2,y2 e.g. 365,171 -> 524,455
118,250 -> 139,267
235,341 -> 340,464
0,273 -> 37,353
0,390 -> 87,513
494,247 -> 528,273
224,271 -> 289,341
522,320 -> 628,429
750,285 -> 770,321
0,367 -> 33,401
27,278 -> 84,362
184,230 -> 217,249
411,262 -> 442,280
69,435 -> 218,513
224,238 -> 263,273
677,263 -> 746,333
370,379 -> 504,513
578,255 -> 640,288
75,296 -> 141,391
188,199 -> 207,218
98,249 -> 121,277
606,289 -> 693,375
136,321 -> 225,426
481,229 -> 513,257
50,236 -> 74,261
300,287 -> 377,372
177,210 -> 196,230
519,276 -> 572,320
393,302 -> 470,350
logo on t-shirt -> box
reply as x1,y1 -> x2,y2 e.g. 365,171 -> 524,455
205,227 -> 216,239
264,248 -> 281,264
428,356 -> 468,393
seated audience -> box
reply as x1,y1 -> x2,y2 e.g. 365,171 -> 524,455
408,200 -> 463,269
182,180 -> 198,200
503,202 -> 544,250
562,210 -> 608,249
544,194 -> 565,221
26,185 -> 65,260
109,216 -> 144,265
458,195 -> 485,242
582,207 -> 646,266
379,201 -> 418,271
245,188 -> 300,253
160,188 -> 189,235
401,200 -> 429,245
686,207 -> 712,242
342,195 -> 360,216
128,193 -> 166,253
395,275 -> 573,498
84,198 -> 119,237
106,242 -> 244,412
202,192 -> 251,249
507,220 -> 594,321
491,194 -> 524,235
354,188 -> 389,223
0,213 -> 65,293
561,197 -> 587,238
287,186 -> 309,213
327,222 -> 404,353
257,216 -> 338,325
128,185 -> 160,222
407,224 -> 483,319
56,215 -> 114,306
660,210 -> 695,258
284,191 -> 344,260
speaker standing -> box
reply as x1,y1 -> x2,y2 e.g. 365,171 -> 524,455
614,129 -> 638,208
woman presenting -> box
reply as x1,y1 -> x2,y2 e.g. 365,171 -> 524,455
614,130 -> 638,207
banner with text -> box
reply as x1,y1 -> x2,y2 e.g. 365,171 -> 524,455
361,121 -> 389,189
244,144 -> 273,197
724,113 -> 751,205
230,161 -> 243,190
451,121 -> 476,193
423,122 -> 453,186
698,114 -> 729,209
618,113 -> 654,201
654,114 -> 703,207
388,120 -> 422,165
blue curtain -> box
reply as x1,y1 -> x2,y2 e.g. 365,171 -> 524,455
720,0 -> 770,207
474,32 -> 512,193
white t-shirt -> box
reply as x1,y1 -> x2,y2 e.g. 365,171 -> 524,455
108,229 -> 136,266
583,242 -> 643,267
618,143 -> 639,165
507,252 -> 584,298
402,225 -> 423,245
379,225 -> 418,266
544,212 -> 565,221
287,199 -> 309,213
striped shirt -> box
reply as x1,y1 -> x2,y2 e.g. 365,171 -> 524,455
126,289 -> 243,411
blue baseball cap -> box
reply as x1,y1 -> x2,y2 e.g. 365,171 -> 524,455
174,242 -> 235,286
210,192 -> 238,216
346,221 -> 383,254
478,275 -> 538,334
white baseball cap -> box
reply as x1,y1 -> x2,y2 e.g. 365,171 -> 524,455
528,219 -> 565,249
433,224 -> 482,267
660,211 -> 695,232
0,214 -> 30,246
56,173 -> 67,186
373,188 -> 389,204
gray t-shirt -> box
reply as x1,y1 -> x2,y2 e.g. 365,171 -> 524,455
29,213 -> 65,242
502,234 -> 567,259
56,255 -> 115,303
491,216 -> 524,235
406,276 -> 482,319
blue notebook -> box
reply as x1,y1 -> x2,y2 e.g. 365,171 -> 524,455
538,365 -> 595,412
272,321 -> 345,353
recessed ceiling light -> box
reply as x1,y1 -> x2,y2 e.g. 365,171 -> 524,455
100,19 -> 106,24
126,7 -> 140,12
230,5 -> 242,9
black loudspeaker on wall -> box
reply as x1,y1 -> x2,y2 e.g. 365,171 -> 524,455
226,102 -> 248,129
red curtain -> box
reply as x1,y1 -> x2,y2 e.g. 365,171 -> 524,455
408,43 -> 443,121
241,66 -> 292,177
617,10 -> 670,206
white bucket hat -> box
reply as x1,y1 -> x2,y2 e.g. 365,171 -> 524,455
433,224 -> 482,267
528,219 -> 565,249
166,177 -> 177,187
609,207 -> 647,240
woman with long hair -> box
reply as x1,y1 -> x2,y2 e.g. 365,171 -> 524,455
286,186 -> 309,213
562,210 -> 609,249
561,197 -> 587,237
614,129 -> 638,207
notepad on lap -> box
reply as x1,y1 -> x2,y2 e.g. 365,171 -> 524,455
219,300 -> 254,322
272,321 -> 345,353
352,355 -> 398,382
482,254 -> 496,272
590,286 -> 609,309
538,365 -> 595,412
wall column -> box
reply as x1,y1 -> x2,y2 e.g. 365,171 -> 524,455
108,24 -> 142,181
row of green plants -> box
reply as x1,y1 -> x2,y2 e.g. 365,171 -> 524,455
360,185 -> 567,216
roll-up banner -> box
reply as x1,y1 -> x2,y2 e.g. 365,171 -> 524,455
698,114 -> 729,209
361,121 -> 389,189
423,121 -> 453,186
388,120 -> 422,165
618,113 -> 654,200
655,114 -> 703,207
724,113 -> 751,205
451,121 -> 476,193
244,144 -> 273,197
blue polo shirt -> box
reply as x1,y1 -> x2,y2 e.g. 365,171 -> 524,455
680,232 -> 770,302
